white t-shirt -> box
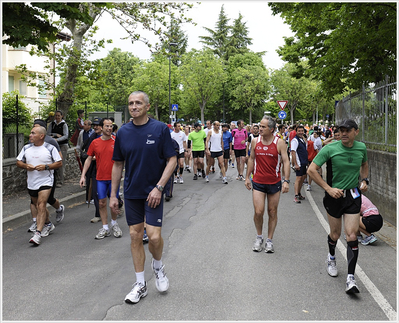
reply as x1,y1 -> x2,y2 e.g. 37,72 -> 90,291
170,131 -> 187,154
17,142 -> 62,190
314,137 -> 323,152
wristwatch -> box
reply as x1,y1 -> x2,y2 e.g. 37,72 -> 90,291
156,184 -> 164,192
283,179 -> 290,184
45,165 -> 50,170
361,178 -> 369,185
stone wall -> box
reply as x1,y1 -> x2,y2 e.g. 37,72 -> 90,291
2,148 -> 82,196
365,149 -> 397,226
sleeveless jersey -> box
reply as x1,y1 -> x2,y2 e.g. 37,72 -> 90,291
209,130 -> 223,152
253,136 -> 281,185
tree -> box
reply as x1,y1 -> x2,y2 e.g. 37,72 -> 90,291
179,49 -> 227,124
224,13 -> 253,61
2,91 -> 32,127
269,2 -> 397,97
159,21 -> 189,66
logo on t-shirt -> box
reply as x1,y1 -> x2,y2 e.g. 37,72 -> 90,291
146,139 -> 155,145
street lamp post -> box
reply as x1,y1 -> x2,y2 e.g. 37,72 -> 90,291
169,42 -> 178,124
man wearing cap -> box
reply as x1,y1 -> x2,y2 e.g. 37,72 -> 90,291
308,119 -> 369,294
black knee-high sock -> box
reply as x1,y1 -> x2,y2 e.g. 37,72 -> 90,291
347,240 -> 359,275
328,235 -> 337,257
179,167 -> 183,175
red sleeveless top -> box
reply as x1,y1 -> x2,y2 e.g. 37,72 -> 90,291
253,136 -> 281,185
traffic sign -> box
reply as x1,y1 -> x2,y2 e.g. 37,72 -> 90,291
171,104 -> 178,111
277,100 -> 288,110
278,111 -> 287,120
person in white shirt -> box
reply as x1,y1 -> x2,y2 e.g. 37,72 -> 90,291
170,122 -> 187,184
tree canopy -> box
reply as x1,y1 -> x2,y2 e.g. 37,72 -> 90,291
269,2 -> 397,98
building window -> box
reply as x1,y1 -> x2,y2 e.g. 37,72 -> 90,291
8,76 -> 14,92
11,45 -> 27,51
19,80 -> 27,95
38,80 -> 47,98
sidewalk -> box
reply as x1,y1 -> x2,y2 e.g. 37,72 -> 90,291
2,178 -> 87,232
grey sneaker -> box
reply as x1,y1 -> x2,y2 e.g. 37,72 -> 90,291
112,223 -> 123,238
29,232 -> 41,245
56,205 -> 65,223
90,216 -> 101,223
41,222 -> 55,237
222,177 -> 228,184
95,228 -> 111,239
252,237 -> 263,252
345,275 -> 359,294
174,177 -> 178,184
152,259 -> 169,292
179,177 -> 184,184
361,234 -> 377,245
205,176 -> 209,183
265,239 -> 274,253
326,256 -> 338,277
28,221 -> 37,232
357,234 -> 363,242
125,282 -> 148,304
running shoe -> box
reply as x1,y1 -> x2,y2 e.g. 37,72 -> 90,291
306,185 -> 311,191
165,196 -> 171,201
91,216 -> 101,223
56,204 -> 65,223
236,176 -> 240,180
205,176 -> 209,183
211,167 -> 215,173
240,175 -> 244,181
202,170 -> 206,178
143,231 -> 149,244
41,222 -> 55,237
173,177 -> 178,184
298,194 -> 305,200
125,282 -> 148,304
219,172 -> 223,179
95,228 -> 111,239
265,239 -> 274,253
326,256 -> 338,277
28,221 -> 37,232
198,171 -> 202,177
252,237 -> 263,252
179,177 -> 184,184
357,234 -> 363,242
293,195 -> 301,203
193,174 -> 198,180
112,223 -> 123,238
361,234 -> 377,245
186,167 -> 191,173
29,232 -> 41,245
152,259 -> 169,292
345,275 -> 359,294
222,177 -> 228,184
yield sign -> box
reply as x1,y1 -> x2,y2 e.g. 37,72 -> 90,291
277,100 -> 288,110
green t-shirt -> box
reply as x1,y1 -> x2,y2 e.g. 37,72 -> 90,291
312,140 -> 367,190
188,130 -> 206,151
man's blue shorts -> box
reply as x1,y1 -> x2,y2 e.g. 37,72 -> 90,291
125,198 -> 164,227
97,180 -> 119,200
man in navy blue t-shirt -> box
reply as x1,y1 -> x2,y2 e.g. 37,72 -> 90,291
110,91 -> 176,305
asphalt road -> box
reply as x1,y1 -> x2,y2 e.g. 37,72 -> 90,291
2,166 -> 397,321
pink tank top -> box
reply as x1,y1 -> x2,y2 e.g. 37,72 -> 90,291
253,136 -> 281,185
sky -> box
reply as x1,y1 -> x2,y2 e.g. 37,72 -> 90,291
90,1 -> 294,70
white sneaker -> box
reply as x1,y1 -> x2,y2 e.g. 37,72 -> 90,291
345,275 -> 359,294
90,216 -> 101,223
306,185 -> 311,191
112,223 -> 122,238
125,282 -> 148,304
265,239 -> 274,253
174,177 -> 178,184
29,232 -> 41,245
152,259 -> 169,292
41,222 -> 55,237
326,256 -> 338,277
205,176 -> 209,183
95,228 -> 111,239
222,177 -> 228,184
56,204 -> 65,223
28,221 -> 37,232
252,237 -> 263,252
179,177 -> 184,184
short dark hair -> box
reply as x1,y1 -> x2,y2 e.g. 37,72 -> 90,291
77,109 -> 84,115
99,118 -> 112,127
33,119 -> 47,130
297,125 -> 305,130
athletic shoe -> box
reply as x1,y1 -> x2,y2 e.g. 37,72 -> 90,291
240,175 -> 244,181
179,177 -> 184,184
165,196 -> 171,202
306,185 -> 311,191
361,234 -> 377,245
152,259 -> 169,292
205,176 -> 209,183
112,223 -> 123,238
357,235 -> 363,242
202,170 -> 206,178
29,232 -> 41,245
231,163 -> 235,168
236,176 -> 240,180
125,282 -> 148,304
95,228 -> 111,239
186,167 -> 191,173
222,177 -> 228,184
91,216 -> 101,223
211,167 -> 215,173
173,177 -> 178,184
193,174 -> 198,180
326,256 -> 338,277
28,221 -> 37,232
252,237 -> 263,252
293,195 -> 301,203
345,275 -> 359,294
298,194 -> 305,200
56,204 -> 65,223
41,222 -> 55,237
198,171 -> 202,177
219,172 -> 223,179
265,240 -> 274,253
143,231 -> 149,244
90,199 -> 94,205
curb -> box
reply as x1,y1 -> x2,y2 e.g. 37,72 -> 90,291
3,190 -> 86,232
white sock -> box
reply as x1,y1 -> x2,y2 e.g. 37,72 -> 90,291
103,224 -> 109,231
328,253 -> 335,260
136,271 -> 145,285
32,218 -> 36,222
153,259 -> 162,270
257,235 -> 263,240
111,219 -> 117,226
56,206 -> 62,212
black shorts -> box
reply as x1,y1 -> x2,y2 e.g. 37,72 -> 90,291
210,151 -> 223,158
252,181 -> 281,195
223,149 -> 230,159
362,214 -> 383,233
295,164 -> 307,176
234,149 -> 246,158
192,150 -> 205,158
177,152 -> 185,159
323,188 -> 362,218
125,198 -> 164,227
28,186 -> 52,198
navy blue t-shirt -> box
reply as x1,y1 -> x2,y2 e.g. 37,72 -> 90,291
113,118 -> 176,199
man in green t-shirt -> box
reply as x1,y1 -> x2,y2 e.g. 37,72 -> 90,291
308,119 -> 369,294
187,123 -> 207,180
